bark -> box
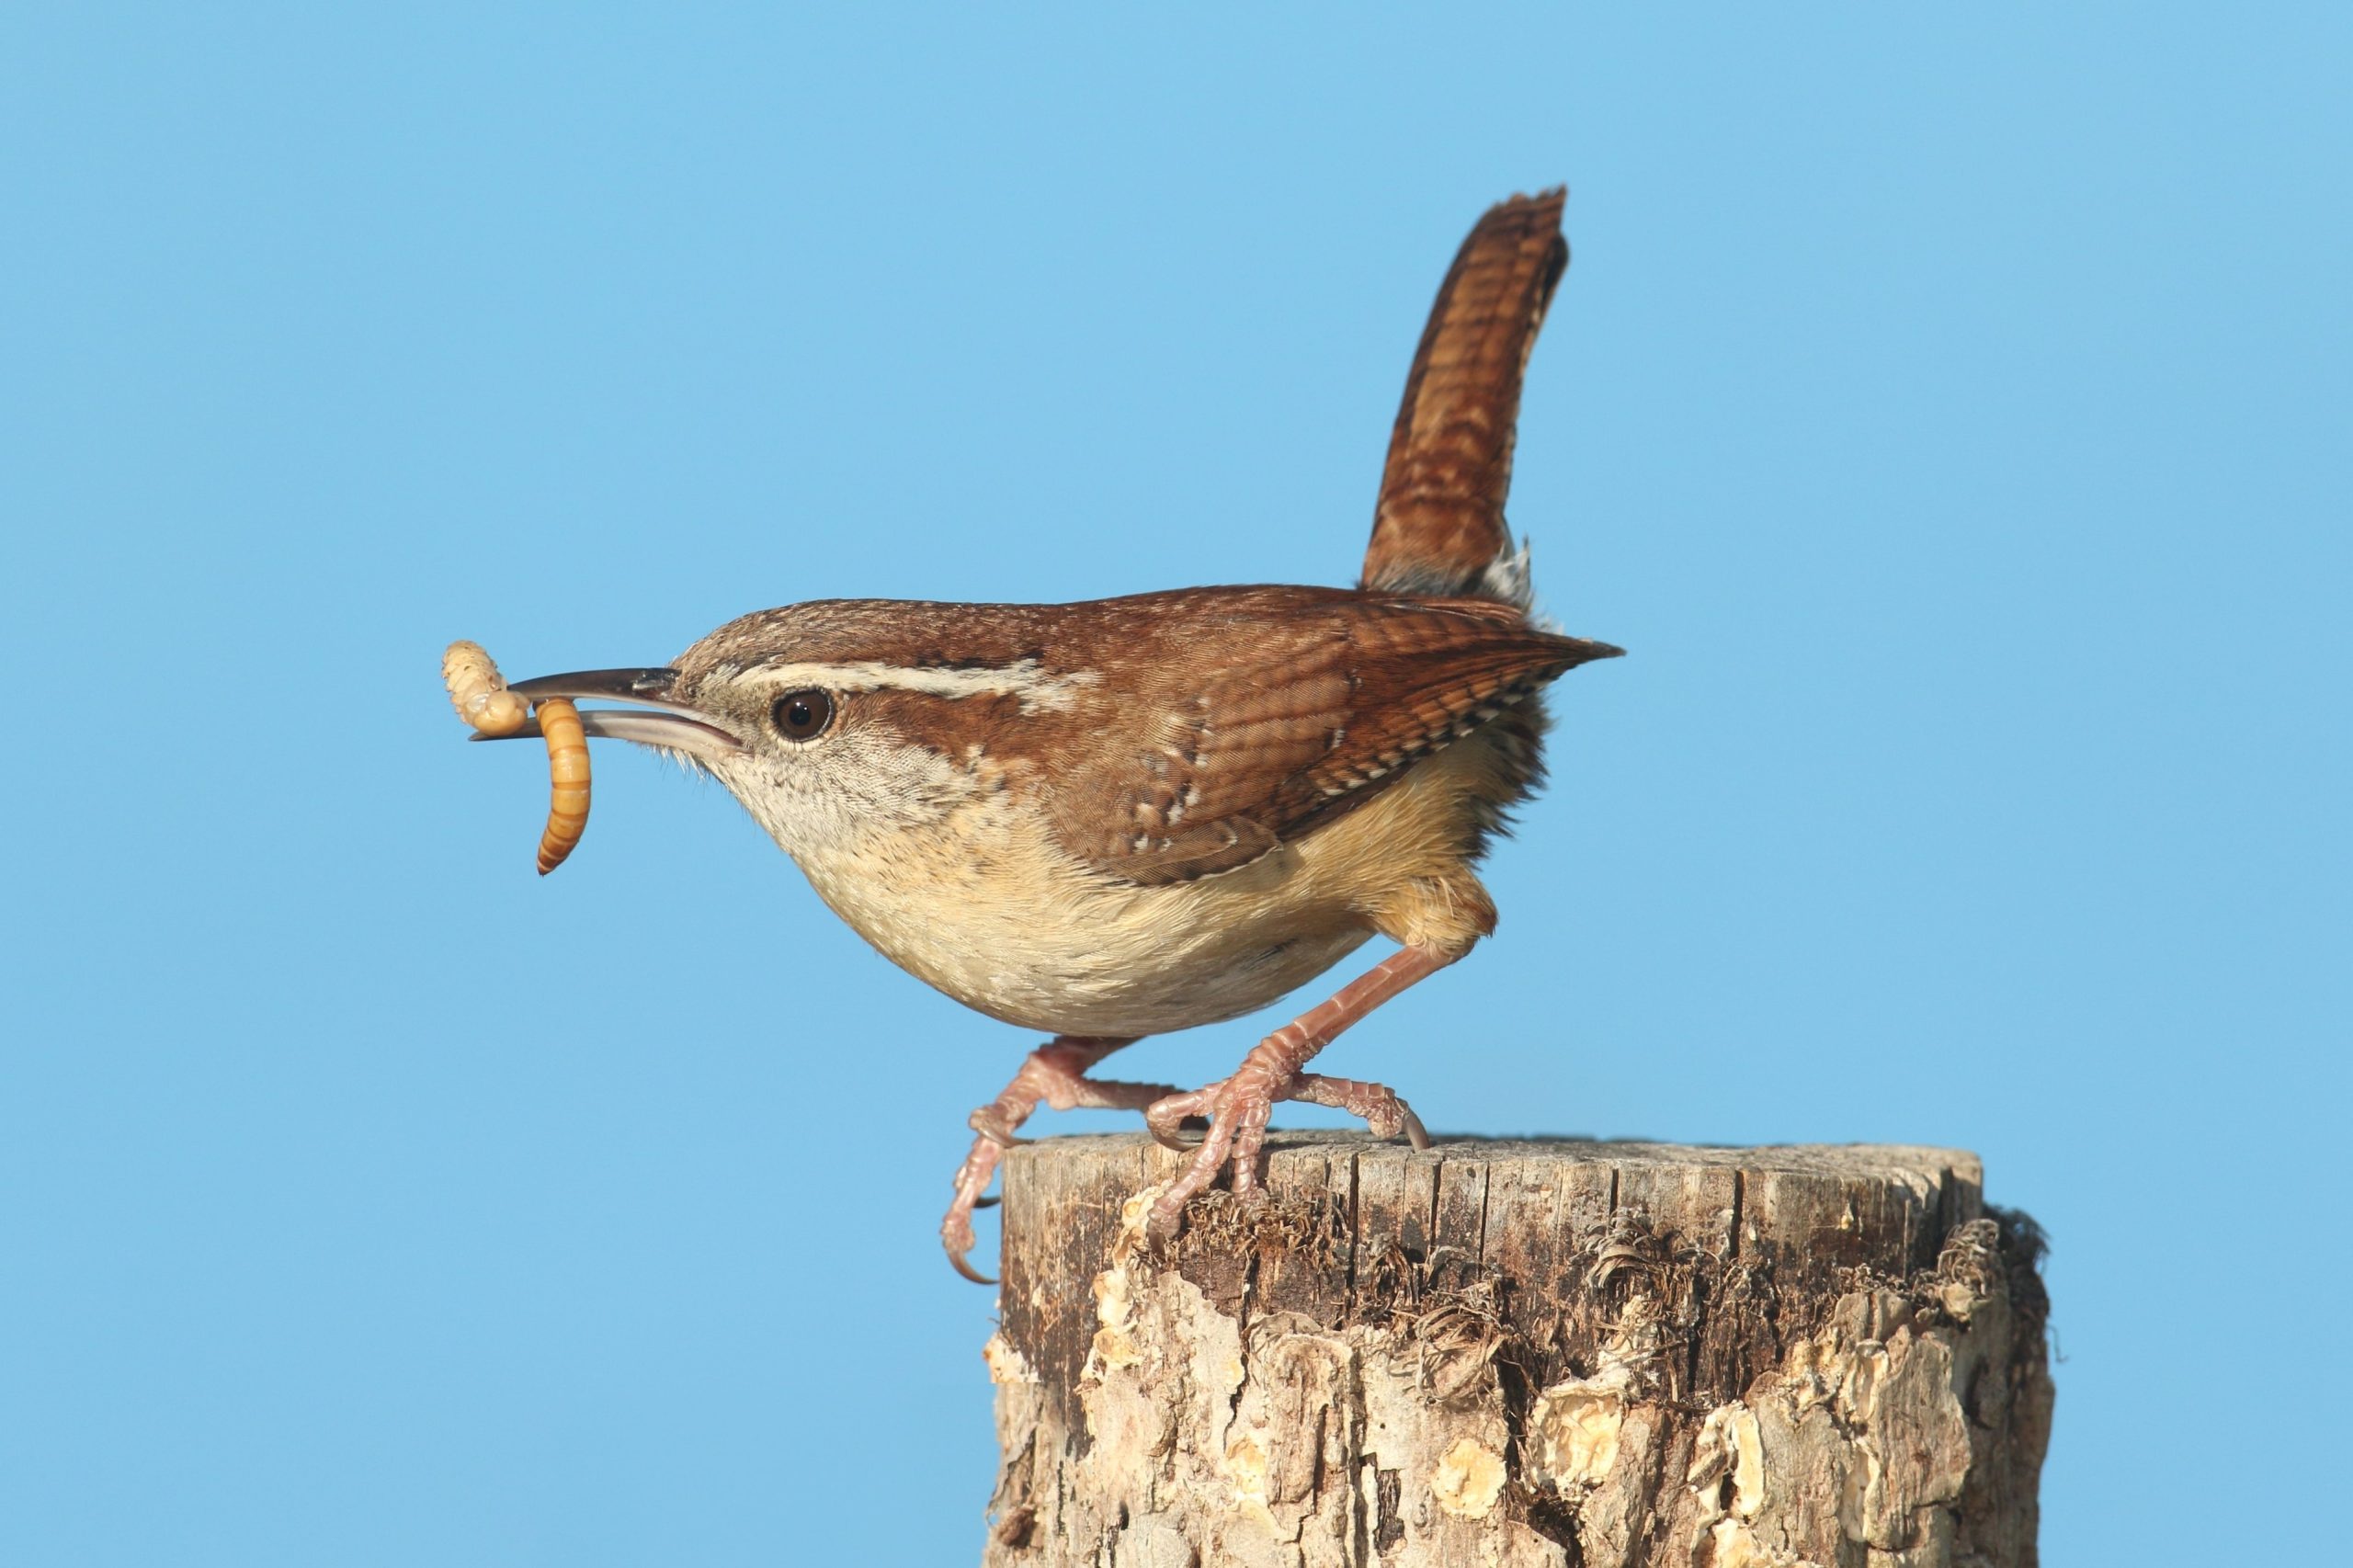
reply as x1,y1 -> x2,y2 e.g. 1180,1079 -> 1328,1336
982,1133 -> 2050,1568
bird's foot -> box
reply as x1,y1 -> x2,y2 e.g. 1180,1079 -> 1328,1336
942,1138 -> 1011,1285
1138,944 -> 1453,1240
942,1036 -> 1170,1284
1142,1054 -> 1428,1238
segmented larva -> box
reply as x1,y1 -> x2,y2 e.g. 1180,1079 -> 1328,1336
533,697 -> 590,876
441,639 -> 592,874
441,641 -> 531,737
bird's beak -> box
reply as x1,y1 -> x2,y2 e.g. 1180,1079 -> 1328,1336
472,667 -> 745,761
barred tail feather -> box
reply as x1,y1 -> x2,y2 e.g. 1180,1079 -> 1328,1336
1360,189 -> 1568,606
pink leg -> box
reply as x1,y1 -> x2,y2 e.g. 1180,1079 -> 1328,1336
944,1037 -> 1176,1283
1142,945 -> 1453,1237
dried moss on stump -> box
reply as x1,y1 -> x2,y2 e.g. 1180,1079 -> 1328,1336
983,1134 -> 2051,1568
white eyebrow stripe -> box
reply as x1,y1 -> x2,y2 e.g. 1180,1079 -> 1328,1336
735,658 -> 1099,713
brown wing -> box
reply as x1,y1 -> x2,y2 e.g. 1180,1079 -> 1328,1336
1361,189 -> 1568,598
1049,593 -> 1609,885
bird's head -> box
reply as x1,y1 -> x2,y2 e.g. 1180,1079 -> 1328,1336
490,600 -> 1054,860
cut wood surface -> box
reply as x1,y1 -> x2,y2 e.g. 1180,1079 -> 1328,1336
982,1134 -> 2050,1568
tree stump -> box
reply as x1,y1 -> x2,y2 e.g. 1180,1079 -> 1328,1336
981,1134 -> 2050,1568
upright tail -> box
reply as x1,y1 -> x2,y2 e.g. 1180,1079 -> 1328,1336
1359,189 -> 1568,607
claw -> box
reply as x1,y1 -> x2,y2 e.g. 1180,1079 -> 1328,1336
946,1241 -> 997,1286
972,1193 -> 1000,1210
1401,1105 -> 1432,1152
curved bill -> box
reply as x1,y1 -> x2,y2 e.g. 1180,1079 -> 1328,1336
473,667 -> 744,761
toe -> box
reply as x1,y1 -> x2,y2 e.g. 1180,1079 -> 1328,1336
967,1108 -> 1032,1149
942,1135 -> 1006,1284
1143,1087 -> 1214,1152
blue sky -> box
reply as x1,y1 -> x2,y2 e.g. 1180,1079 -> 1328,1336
3,6 -> 2346,1563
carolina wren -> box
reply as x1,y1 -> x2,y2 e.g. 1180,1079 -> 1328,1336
484,190 -> 1619,1279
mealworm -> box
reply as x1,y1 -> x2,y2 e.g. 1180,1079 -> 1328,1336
442,639 -> 594,874
533,697 -> 591,876
441,640 -> 531,737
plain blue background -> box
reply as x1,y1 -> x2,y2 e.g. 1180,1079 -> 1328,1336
4,6 -> 2346,1563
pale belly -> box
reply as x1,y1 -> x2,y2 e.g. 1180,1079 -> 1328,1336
764,725 -> 1518,1040
790,807 -> 1379,1040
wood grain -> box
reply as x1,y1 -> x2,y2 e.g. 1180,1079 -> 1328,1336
983,1133 -> 2050,1567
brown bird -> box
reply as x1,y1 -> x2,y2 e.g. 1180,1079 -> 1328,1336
484,190 -> 1619,1279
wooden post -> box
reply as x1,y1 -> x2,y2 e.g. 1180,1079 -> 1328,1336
981,1133 -> 2050,1568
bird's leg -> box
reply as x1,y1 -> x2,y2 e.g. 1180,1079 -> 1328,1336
944,1036 -> 1174,1283
1142,945 -> 1451,1237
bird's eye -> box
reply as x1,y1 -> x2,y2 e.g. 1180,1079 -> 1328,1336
770,689 -> 835,742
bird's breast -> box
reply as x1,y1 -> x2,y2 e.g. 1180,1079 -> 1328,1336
782,779 -> 1370,1038
779,725 -> 1531,1039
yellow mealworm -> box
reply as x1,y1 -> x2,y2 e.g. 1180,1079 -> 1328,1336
441,640 -> 531,737
534,697 -> 591,876
443,639 -> 595,874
